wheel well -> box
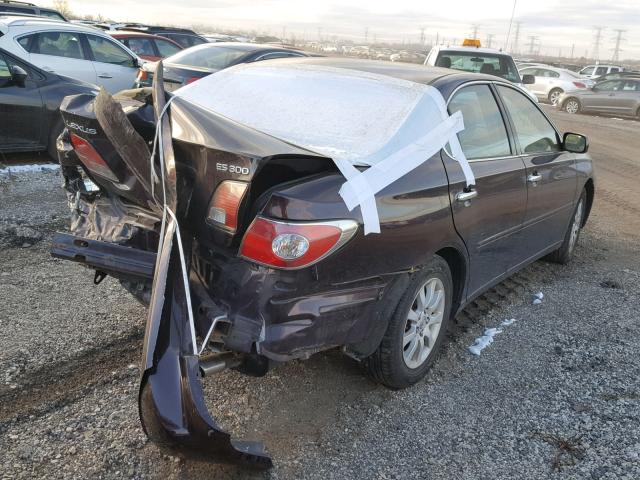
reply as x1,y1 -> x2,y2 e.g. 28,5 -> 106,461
563,96 -> 580,108
436,247 -> 466,314
582,179 -> 594,227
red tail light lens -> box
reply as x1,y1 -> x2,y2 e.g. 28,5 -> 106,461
573,81 -> 587,88
239,217 -> 358,269
185,76 -> 200,85
69,133 -> 119,182
206,180 -> 248,232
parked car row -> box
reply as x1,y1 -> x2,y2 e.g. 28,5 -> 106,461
515,58 -> 640,118
0,14 -> 312,159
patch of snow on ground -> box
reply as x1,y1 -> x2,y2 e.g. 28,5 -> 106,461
0,164 -> 60,175
468,328 -> 503,356
532,291 -> 544,304
468,318 -> 518,355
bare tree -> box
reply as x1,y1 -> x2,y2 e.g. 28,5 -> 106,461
52,0 -> 73,19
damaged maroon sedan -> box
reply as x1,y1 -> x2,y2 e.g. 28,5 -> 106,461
51,57 -> 594,468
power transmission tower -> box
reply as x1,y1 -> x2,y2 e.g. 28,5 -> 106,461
486,33 -> 494,49
592,26 -> 604,61
420,27 -> 426,45
611,29 -> 626,62
364,27 -> 369,43
317,27 -> 322,41
527,35 -> 539,56
570,44 -> 575,59
471,24 -> 480,39
512,22 -> 521,54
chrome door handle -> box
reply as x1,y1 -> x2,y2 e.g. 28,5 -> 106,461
456,189 -> 478,204
98,74 -> 113,78
527,173 -> 543,183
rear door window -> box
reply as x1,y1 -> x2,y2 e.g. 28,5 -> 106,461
28,32 -> 84,59
86,35 -> 135,66
447,84 -> 511,160
497,85 -> 560,154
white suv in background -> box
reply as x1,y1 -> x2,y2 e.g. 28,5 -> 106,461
0,16 -> 142,92
579,64 -> 624,79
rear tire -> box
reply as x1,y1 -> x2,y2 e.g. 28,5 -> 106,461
546,190 -> 586,264
364,256 -> 453,389
564,98 -> 581,114
548,88 -> 563,105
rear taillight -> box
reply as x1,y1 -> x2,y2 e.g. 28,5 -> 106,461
573,81 -> 587,88
69,133 -> 119,182
239,217 -> 358,269
206,180 -> 248,232
185,76 -> 200,85
136,69 -> 148,82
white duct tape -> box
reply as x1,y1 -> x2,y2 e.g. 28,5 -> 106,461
336,86 -> 475,234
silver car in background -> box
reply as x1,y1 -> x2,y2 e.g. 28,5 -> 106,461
558,78 -> 640,118
519,65 -> 595,105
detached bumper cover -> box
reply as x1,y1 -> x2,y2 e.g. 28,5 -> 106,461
138,220 -> 272,468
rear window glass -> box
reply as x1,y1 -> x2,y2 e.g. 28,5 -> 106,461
437,51 -> 520,83
166,45 -> 247,69
39,10 -> 66,20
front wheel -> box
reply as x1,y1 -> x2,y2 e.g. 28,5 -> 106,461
364,256 -> 453,389
564,98 -> 581,114
546,190 -> 586,264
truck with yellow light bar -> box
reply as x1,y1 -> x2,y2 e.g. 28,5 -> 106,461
425,39 -> 537,101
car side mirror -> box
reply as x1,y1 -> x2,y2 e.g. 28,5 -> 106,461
10,65 -> 28,87
522,74 -> 535,85
563,132 -> 589,154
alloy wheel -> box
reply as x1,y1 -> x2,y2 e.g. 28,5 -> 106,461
402,278 -> 445,369
549,90 -> 562,105
565,100 -> 580,114
568,199 -> 584,254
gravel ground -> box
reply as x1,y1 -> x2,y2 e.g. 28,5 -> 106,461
1,109 -> 639,479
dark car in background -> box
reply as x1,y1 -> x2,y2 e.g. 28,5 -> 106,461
134,42 -> 309,90
52,57 -> 594,467
559,78 -> 640,118
108,31 -> 183,62
0,46 -> 95,158
0,0 -> 66,21
115,24 -> 207,48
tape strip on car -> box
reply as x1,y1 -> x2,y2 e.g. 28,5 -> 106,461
335,90 -> 473,233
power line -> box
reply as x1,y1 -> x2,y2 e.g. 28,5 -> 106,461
511,22 -> 521,55
526,35 -> 539,56
592,26 -> 604,61
611,29 -> 626,62
486,33 -> 494,49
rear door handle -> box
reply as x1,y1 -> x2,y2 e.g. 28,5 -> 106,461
98,73 -> 113,78
527,173 -> 543,184
456,189 -> 478,204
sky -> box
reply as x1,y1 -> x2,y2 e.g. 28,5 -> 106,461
62,0 -> 640,60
